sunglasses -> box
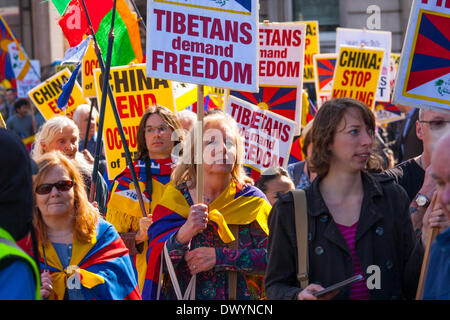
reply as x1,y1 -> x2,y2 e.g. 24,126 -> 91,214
35,180 -> 74,195
419,120 -> 450,131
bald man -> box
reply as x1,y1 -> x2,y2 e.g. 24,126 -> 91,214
423,131 -> 450,300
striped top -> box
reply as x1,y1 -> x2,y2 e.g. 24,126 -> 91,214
336,221 -> 370,300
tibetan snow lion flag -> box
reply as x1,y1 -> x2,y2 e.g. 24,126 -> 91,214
50,0 -> 143,66
392,0 -> 450,112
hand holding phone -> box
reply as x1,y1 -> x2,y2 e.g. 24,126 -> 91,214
312,274 -> 364,297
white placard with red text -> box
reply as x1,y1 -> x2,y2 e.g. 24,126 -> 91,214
258,22 -> 306,87
226,96 -> 296,174
146,0 -> 259,92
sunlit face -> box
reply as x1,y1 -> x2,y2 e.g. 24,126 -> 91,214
43,126 -> 79,159
329,108 -> 374,173
35,164 -> 75,222
145,114 -> 174,159
264,175 -> 294,206
203,122 -> 237,176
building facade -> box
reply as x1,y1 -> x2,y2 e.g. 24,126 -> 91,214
0,0 -> 413,81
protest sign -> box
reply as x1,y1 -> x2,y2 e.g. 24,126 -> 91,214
226,96 -> 296,177
6,41 -> 41,98
392,0 -> 450,113
332,45 -> 384,109
228,84 -> 302,134
146,0 -> 259,92
174,83 -> 225,112
93,63 -> 176,180
82,39 -> 99,98
336,28 -> 391,102
313,53 -> 337,108
375,53 -> 405,124
16,60 -> 40,99
302,21 -> 320,83
258,22 -> 306,87
28,68 -> 88,120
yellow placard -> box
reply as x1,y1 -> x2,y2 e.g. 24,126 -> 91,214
332,46 -> 384,109
82,39 -> 100,98
94,63 -> 176,180
302,21 -> 320,83
28,68 -> 88,120
175,85 -> 225,111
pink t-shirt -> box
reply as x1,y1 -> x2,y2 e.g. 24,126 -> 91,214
336,221 -> 370,300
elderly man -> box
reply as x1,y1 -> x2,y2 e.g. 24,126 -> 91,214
72,104 -> 104,159
423,131 -> 450,300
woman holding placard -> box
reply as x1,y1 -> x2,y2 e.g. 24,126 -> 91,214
142,111 -> 272,300
266,98 -> 424,300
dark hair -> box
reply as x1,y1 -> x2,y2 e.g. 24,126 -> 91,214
135,105 -> 183,160
256,166 -> 292,193
309,98 -> 380,178
14,98 -> 29,111
301,128 -> 313,158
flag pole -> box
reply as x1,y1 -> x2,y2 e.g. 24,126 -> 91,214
415,226 -> 438,300
129,0 -> 146,31
80,0 -> 147,218
83,103 -> 95,151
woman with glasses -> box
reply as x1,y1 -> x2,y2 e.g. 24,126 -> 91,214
106,105 -> 183,293
142,111 -> 272,300
34,151 -> 141,300
266,98 -> 424,300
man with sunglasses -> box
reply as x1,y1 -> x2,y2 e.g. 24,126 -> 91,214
384,108 -> 450,243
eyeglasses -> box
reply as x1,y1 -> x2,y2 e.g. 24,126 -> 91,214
35,180 -> 74,195
419,120 -> 450,131
145,125 -> 170,134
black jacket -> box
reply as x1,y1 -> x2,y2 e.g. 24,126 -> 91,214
265,172 -> 424,300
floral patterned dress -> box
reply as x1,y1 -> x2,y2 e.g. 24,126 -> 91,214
161,183 -> 268,300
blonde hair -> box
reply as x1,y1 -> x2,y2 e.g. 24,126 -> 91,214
31,115 -> 93,177
31,116 -> 80,160
33,151 -> 99,245
171,112 -> 252,188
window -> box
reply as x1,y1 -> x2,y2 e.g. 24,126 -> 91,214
293,0 -> 339,31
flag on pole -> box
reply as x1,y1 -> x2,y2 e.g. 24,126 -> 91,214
51,0 -> 143,66
61,35 -> 91,64
57,63 -> 81,110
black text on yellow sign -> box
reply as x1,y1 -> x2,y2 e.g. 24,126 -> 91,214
93,63 -> 175,180
332,47 -> 384,108
28,68 -> 88,120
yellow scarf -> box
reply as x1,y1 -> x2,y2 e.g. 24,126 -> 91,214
39,232 -> 104,300
156,181 -> 272,243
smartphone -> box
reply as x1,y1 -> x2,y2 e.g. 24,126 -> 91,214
312,274 -> 364,297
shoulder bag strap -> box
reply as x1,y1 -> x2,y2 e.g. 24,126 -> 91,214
162,243 -> 196,300
291,189 -> 309,289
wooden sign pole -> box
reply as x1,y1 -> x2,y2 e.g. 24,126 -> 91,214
196,85 -> 204,204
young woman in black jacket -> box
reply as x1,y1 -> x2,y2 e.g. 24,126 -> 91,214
265,98 -> 424,300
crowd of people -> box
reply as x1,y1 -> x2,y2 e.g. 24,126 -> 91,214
0,88 -> 449,300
